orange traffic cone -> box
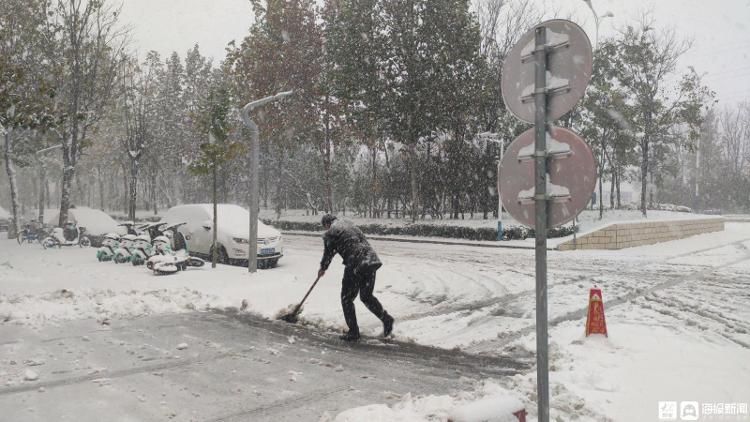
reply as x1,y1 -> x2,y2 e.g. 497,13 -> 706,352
585,286 -> 608,337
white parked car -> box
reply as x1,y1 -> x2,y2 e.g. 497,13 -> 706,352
161,204 -> 283,268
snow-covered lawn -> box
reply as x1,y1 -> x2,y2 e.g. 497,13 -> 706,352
1,223 -> 749,421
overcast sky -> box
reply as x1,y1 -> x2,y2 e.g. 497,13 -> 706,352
118,0 -> 750,107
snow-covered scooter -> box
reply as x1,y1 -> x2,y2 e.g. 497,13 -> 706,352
117,222 -> 139,236
113,234 -> 137,263
146,224 -> 205,274
130,234 -> 157,266
42,223 -> 91,249
96,233 -> 121,262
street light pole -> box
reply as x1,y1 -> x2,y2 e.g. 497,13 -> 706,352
582,0 -> 614,49
35,144 -> 63,224
240,90 -> 294,274
479,132 -> 505,240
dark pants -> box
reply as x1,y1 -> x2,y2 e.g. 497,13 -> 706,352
341,266 -> 386,335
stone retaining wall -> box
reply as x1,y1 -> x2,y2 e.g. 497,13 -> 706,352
557,218 -> 725,251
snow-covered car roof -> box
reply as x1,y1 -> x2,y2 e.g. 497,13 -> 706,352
163,203 -> 279,238
45,207 -> 119,236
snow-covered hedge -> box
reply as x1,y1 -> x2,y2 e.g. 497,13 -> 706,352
262,219 -> 576,240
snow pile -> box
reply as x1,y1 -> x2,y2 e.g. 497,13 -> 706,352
273,303 -> 302,320
332,382 -> 524,422
0,287 -> 216,328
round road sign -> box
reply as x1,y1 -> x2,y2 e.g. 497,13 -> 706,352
499,126 -> 596,228
501,19 -> 593,124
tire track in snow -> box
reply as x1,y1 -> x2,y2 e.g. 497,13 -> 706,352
464,241 -> 750,354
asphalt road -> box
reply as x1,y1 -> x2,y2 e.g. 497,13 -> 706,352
0,310 -> 530,422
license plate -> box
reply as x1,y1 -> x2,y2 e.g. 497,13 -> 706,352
260,247 -> 275,255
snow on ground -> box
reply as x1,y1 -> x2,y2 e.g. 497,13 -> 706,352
1,223 -> 750,421
330,381 -> 523,422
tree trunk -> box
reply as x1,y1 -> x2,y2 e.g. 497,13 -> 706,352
122,163 -> 128,215
59,143 -> 76,227
640,109 -> 652,217
128,158 -> 139,222
38,160 -> 47,223
322,94 -> 334,214
97,166 -> 105,211
46,176 -> 51,209
371,146 -> 378,218
616,169 -> 621,209
408,144 -> 419,222
211,165 -> 218,269
151,171 -> 158,215
3,130 -> 21,237
322,139 -> 333,214
640,137 -> 648,217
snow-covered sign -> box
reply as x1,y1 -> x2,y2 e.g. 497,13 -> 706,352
520,28 -> 570,59
499,126 -> 596,228
0,205 -> 10,220
501,19 -> 593,124
520,71 -> 570,102
518,131 -> 572,161
518,178 -> 571,203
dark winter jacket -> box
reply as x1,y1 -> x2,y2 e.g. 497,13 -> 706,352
320,219 -> 382,274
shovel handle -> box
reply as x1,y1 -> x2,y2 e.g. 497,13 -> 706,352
294,275 -> 322,312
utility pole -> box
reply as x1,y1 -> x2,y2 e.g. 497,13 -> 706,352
240,90 -> 294,273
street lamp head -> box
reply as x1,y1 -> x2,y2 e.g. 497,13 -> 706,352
240,90 -> 295,128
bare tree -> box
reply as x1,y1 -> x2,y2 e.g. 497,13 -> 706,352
720,105 -> 749,177
46,0 -> 128,226
118,53 -> 159,221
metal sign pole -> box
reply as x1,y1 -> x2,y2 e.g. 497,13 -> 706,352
533,26 -> 550,422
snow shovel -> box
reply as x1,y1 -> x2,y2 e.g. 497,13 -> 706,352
277,275 -> 322,323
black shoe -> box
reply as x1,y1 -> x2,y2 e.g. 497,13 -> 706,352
383,313 -> 394,337
339,331 -> 360,342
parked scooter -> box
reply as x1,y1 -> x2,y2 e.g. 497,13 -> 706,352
164,223 -> 204,269
146,223 -> 205,274
118,222 -> 139,236
96,233 -> 121,262
130,234 -> 157,266
113,234 -> 137,263
42,222 -> 91,249
145,222 -> 168,241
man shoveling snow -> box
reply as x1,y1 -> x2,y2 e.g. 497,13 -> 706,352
317,214 -> 394,341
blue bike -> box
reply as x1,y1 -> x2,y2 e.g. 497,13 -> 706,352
17,224 -> 45,245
